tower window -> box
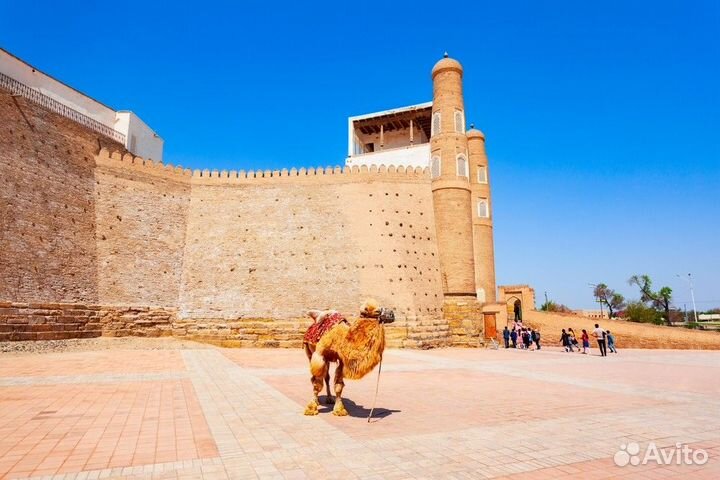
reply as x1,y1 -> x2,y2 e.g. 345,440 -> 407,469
431,155 -> 441,179
477,166 -> 487,183
477,198 -> 489,218
431,112 -> 441,136
454,110 -> 464,133
456,154 -> 468,178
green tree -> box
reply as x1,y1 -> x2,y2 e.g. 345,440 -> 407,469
540,300 -> 556,312
593,283 -> 626,318
628,274 -> 673,325
540,300 -> 572,313
625,301 -> 664,324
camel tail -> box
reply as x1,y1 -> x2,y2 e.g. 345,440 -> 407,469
309,351 -> 326,377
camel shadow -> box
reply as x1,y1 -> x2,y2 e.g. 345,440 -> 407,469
318,396 -> 401,420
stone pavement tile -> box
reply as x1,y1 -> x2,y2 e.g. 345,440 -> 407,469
500,453 -> 720,479
530,359 -> 720,396
0,380 -> 217,479
222,347 -> 424,373
264,367 -> 668,440
3,346 -> 720,479
0,351 -> 185,378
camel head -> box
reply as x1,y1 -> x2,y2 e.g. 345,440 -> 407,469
360,299 -> 395,324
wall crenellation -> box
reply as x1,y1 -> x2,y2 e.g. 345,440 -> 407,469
97,147 -> 430,184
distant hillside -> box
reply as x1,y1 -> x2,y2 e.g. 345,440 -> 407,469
517,310 -> 720,350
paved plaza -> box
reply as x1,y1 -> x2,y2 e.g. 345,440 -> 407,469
0,340 -> 718,479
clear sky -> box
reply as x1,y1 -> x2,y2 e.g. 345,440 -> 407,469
2,0 -> 718,310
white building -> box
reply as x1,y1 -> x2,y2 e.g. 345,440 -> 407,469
0,48 -> 163,161
346,102 -> 432,169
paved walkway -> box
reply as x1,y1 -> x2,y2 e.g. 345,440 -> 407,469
0,343 -> 718,479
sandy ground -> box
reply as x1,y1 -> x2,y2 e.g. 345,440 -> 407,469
520,310 -> 720,349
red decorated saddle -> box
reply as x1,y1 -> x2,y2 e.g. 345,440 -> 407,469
303,312 -> 347,344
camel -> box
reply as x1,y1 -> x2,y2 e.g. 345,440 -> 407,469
302,299 -> 395,416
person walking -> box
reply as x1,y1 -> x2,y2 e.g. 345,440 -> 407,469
510,328 -> 518,349
581,329 -> 590,354
607,330 -> 617,353
568,328 -> 579,353
532,329 -> 541,350
502,326 -> 510,349
592,323 -> 607,357
522,328 -> 532,350
560,329 -> 570,352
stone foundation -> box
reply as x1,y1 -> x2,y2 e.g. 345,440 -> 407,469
0,302 -> 175,341
0,302 -> 464,347
444,296 -> 484,347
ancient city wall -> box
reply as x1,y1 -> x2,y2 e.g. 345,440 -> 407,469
179,167 -> 447,346
0,89 -> 102,304
94,150 -> 191,307
1,88 -> 452,347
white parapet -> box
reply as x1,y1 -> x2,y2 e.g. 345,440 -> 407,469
345,143 -> 430,170
0,48 -> 163,161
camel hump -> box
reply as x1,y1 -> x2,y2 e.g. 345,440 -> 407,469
306,309 -> 325,323
303,312 -> 347,344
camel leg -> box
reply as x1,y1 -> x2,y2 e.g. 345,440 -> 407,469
324,369 -> 333,404
332,361 -> 348,417
304,360 -> 327,416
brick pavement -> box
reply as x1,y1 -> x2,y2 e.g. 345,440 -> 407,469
0,344 -> 717,479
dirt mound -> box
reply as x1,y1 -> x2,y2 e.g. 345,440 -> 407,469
518,310 -> 720,350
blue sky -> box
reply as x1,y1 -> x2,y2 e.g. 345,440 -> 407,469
2,0 -> 718,310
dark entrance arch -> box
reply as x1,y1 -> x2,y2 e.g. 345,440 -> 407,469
506,296 -> 522,322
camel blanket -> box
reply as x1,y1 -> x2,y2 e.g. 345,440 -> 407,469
303,312 -> 347,344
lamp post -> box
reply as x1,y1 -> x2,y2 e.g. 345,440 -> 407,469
588,283 -> 603,318
677,273 -> 699,323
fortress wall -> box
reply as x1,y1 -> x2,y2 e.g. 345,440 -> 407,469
0,88 -> 106,304
178,168 -> 447,346
94,149 -> 191,306
0,88 -> 451,346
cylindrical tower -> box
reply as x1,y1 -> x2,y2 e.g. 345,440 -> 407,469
468,127 -> 497,303
430,54 -> 476,296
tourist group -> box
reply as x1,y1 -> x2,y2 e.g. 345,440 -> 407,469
502,322 -> 618,356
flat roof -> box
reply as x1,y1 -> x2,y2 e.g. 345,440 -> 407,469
0,47 -> 116,112
349,101 -> 432,122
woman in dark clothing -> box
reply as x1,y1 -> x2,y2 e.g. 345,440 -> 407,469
532,329 -> 541,350
522,329 -> 531,349
560,329 -> 571,352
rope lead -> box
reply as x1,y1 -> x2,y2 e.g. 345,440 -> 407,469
367,357 -> 383,422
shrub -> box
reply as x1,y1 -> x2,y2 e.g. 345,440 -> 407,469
625,301 -> 664,324
540,300 -> 572,313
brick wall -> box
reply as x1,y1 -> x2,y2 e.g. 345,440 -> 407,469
180,175 -> 445,322
0,89 -> 455,347
0,88 -> 116,304
95,153 -> 191,306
